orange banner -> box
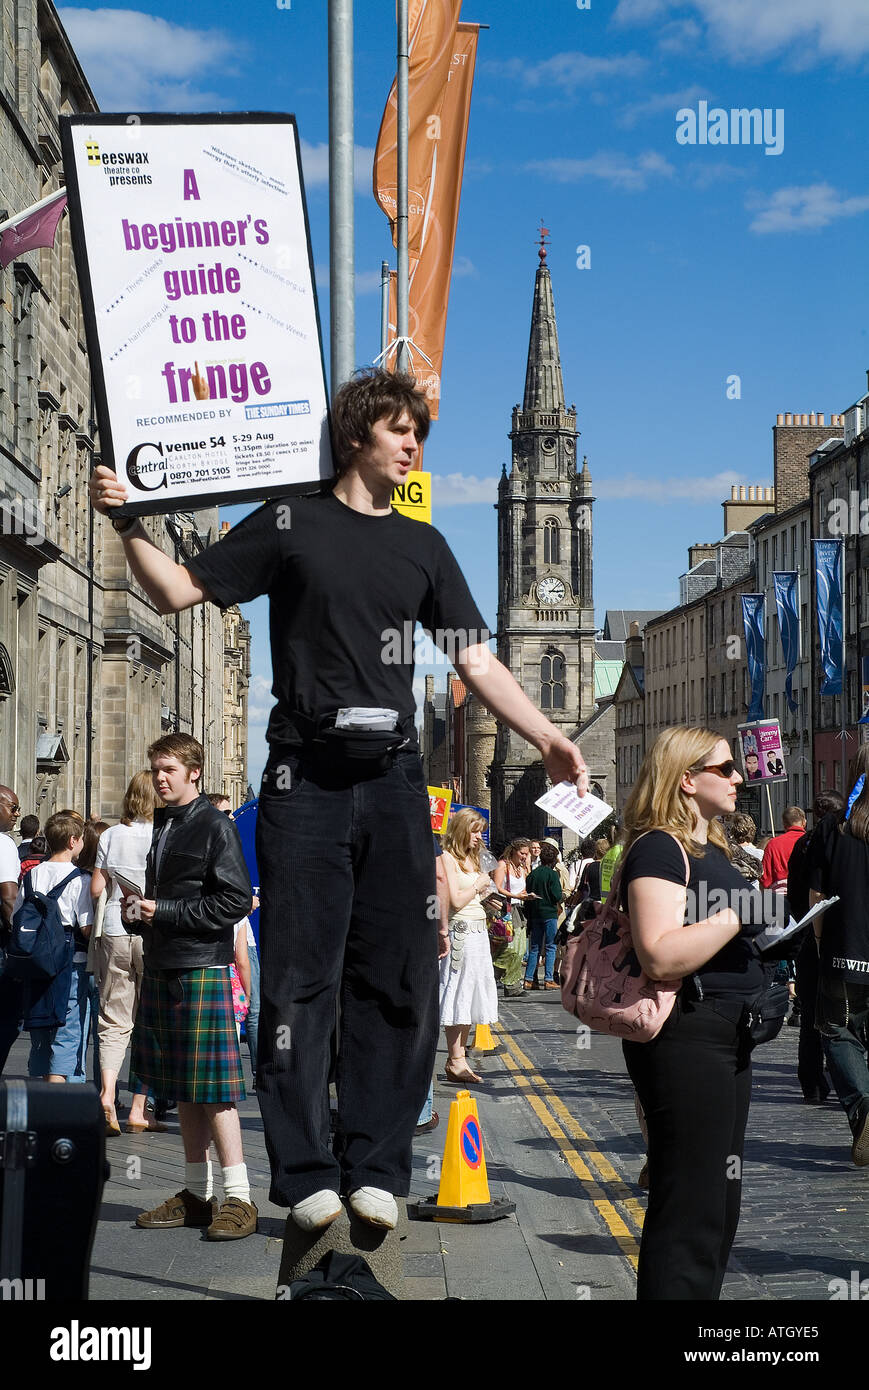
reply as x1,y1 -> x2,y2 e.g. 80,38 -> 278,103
373,0 -> 463,259
386,23 -> 478,422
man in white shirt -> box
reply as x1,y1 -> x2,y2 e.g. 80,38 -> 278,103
0,784 -> 23,1071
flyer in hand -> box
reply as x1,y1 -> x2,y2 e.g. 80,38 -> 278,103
60,113 -> 333,516
535,782 -> 613,838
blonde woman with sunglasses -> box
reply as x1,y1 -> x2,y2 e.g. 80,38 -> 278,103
616,727 -> 776,1300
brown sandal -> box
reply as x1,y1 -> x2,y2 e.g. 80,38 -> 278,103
444,1059 -> 482,1085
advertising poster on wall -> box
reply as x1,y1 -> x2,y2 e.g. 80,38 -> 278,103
60,112 -> 332,516
428,786 -> 453,835
738,720 -> 788,784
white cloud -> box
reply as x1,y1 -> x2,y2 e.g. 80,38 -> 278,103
617,86 -> 708,129
656,18 -> 704,55
485,50 -> 647,94
747,183 -> 869,234
452,255 -> 477,278
432,473 -> 498,506
596,471 -> 745,502
612,0 -> 869,65
58,8 -> 241,109
247,674 -> 274,727
299,140 -> 375,194
526,150 -> 675,191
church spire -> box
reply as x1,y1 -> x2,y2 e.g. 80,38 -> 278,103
522,223 -> 565,413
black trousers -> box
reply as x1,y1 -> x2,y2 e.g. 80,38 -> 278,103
623,996 -> 753,1300
795,941 -> 828,1097
0,973 -> 23,1073
255,747 -> 438,1207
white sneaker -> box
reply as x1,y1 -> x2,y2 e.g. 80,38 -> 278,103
290,1190 -> 343,1232
348,1187 -> 398,1229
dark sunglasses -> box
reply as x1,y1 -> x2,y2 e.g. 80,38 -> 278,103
0,800 -> 20,813
695,760 -> 737,780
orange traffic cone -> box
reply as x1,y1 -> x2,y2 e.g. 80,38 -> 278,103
471,1023 -> 498,1053
408,1090 -> 515,1224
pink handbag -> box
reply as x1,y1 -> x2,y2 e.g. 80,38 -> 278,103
560,833 -> 689,1042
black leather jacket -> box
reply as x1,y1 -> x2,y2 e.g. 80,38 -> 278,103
141,796 -> 252,971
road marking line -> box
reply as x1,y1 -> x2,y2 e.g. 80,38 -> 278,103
498,1036 -> 641,1272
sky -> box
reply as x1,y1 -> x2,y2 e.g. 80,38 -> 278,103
58,0 -> 869,791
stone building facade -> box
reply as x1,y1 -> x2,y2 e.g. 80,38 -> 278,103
0,0 -> 249,823
613,623 -> 645,814
808,388 -> 869,800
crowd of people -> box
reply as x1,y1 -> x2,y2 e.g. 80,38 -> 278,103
3,363 -> 869,1302
432,731 -> 869,1301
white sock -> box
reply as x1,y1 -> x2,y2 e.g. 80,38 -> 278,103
185,1160 -> 213,1200
222,1162 -> 250,1203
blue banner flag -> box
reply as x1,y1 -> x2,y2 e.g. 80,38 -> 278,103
772,572 -> 800,714
741,594 -> 766,722
814,539 -> 844,697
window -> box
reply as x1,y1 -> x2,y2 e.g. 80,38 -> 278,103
791,525 -> 797,568
772,534 -> 778,571
801,520 -> 808,566
540,652 -> 565,710
543,517 -> 560,565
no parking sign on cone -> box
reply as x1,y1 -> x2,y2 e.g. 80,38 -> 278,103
408,1090 -> 515,1224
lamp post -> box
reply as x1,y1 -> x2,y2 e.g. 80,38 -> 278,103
328,0 -> 355,393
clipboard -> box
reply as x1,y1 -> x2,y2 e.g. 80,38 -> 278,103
754,896 -> 839,956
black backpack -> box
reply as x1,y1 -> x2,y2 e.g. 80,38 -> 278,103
6,869 -> 81,982
284,1253 -> 397,1301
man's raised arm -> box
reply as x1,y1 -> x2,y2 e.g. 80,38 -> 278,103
454,642 -> 589,793
89,464 -> 215,615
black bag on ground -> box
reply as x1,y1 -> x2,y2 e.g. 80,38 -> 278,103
286,1252 -> 398,1301
0,1079 -> 106,1300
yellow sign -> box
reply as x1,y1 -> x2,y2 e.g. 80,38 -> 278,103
600,843 -> 623,896
428,785 -> 452,835
392,471 -> 431,524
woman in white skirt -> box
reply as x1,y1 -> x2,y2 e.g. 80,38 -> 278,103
439,808 -> 499,1085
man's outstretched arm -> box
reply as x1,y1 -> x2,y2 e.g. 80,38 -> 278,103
89,464 -> 215,615
455,643 -> 588,792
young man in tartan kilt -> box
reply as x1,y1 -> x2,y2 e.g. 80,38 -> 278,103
127,734 -> 257,1240
90,370 -> 587,1235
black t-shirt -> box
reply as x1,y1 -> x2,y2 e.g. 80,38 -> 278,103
786,830 -> 812,922
580,860 -> 602,900
186,492 -> 487,749
619,831 -> 767,1000
807,814 -> 869,980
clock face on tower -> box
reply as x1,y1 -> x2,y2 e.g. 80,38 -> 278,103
537,577 -> 566,605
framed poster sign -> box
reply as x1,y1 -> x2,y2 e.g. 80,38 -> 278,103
737,720 -> 788,784
60,112 -> 333,516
